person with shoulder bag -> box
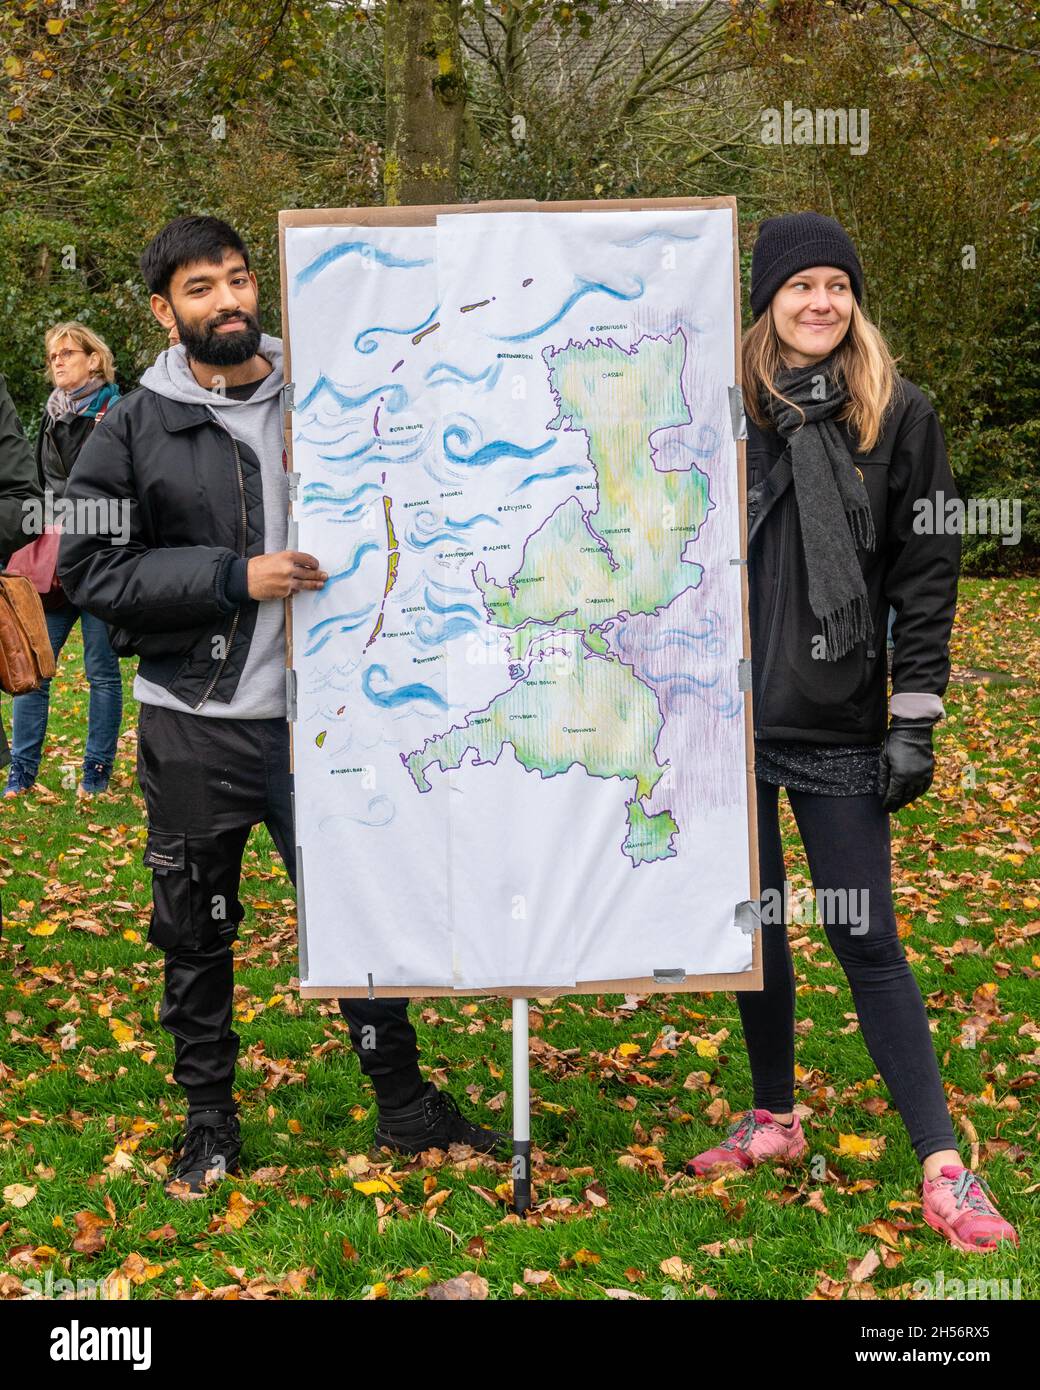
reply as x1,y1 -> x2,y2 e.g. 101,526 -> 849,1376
4,323 -> 123,797
683,213 -> 1018,1254
0,372 -> 46,771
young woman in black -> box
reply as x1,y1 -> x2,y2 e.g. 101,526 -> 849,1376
684,213 -> 1018,1254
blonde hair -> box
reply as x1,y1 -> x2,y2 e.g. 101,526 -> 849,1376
742,297 -> 901,453
45,321 -> 117,386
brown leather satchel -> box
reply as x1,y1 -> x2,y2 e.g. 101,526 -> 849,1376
0,570 -> 56,693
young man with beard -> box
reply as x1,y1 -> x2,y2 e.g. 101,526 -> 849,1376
59,216 -> 504,1192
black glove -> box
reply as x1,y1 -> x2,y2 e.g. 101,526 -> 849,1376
878,715 -> 936,812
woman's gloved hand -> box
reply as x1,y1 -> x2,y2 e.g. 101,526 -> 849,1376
878,715 -> 936,811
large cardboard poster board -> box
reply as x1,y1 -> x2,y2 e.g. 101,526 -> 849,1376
278,196 -> 760,998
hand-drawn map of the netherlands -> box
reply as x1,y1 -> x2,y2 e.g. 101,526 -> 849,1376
282,205 -> 754,992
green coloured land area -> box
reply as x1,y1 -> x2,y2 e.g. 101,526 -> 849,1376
623,799 -> 679,866
473,329 -> 707,630
403,631 -> 665,802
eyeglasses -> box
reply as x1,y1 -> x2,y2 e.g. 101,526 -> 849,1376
48,348 -> 86,365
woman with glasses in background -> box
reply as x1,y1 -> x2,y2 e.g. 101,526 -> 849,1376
4,322 -> 123,797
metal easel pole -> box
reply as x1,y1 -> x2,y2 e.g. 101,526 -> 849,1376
511,997 -> 531,1216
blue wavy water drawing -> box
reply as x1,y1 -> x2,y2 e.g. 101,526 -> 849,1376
394,570 -> 475,603
302,480 -> 383,514
424,587 -> 483,619
653,433 -> 717,478
362,665 -> 448,710
405,530 -> 466,550
511,464 -> 589,493
356,305 -> 439,355
318,796 -> 396,831
305,604 -> 377,656
639,670 -> 743,718
611,228 -> 703,249
443,423 -> 556,468
297,424 -> 364,449
316,435 -> 431,473
305,657 -> 361,692
612,612 -> 741,716
491,275 -> 644,343
425,361 -> 503,390
315,436 -> 383,467
321,543 -> 381,588
677,424 -> 722,460
403,509 -> 499,549
297,376 -> 409,415
441,513 -> 498,532
618,615 -> 726,660
413,614 -> 478,647
294,240 -> 430,293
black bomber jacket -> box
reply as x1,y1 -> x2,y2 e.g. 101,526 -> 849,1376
57,388 -> 263,711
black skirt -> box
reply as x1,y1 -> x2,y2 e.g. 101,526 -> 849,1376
754,737 -> 882,796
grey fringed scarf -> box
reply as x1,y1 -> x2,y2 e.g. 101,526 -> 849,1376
45,374 -> 108,419
763,354 -> 876,661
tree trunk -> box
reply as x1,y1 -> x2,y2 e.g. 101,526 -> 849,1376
383,0 -> 465,206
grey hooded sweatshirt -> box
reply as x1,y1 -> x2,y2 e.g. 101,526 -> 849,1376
134,334 -> 288,719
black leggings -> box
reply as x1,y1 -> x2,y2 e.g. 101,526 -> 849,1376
737,779 -> 958,1163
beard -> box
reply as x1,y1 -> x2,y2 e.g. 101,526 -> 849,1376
174,307 -> 262,367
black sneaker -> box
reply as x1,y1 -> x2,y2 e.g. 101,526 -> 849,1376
374,1083 -> 507,1157
167,1109 -> 241,1196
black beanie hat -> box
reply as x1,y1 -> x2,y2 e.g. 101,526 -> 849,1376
749,211 -> 863,319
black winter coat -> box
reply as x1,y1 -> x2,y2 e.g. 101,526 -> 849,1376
37,410 -> 102,500
0,373 -> 43,563
746,376 -> 961,744
0,374 -> 44,769
57,388 -> 265,711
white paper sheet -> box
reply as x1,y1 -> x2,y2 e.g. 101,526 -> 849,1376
283,207 -> 753,989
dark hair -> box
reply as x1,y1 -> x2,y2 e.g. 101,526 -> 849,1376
139,215 -> 250,298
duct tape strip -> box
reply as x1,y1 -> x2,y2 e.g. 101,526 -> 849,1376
285,668 -> 297,722
737,657 -> 752,691
280,381 -> 295,415
728,383 -> 747,441
734,899 -> 761,935
286,518 -> 299,550
653,968 -> 686,984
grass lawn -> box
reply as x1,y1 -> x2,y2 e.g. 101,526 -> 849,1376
0,578 -> 1037,1301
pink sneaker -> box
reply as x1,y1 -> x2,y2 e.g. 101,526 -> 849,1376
922,1165 -> 1019,1253
685,1108 -> 807,1176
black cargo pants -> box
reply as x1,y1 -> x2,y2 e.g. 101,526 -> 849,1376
135,703 -> 421,1112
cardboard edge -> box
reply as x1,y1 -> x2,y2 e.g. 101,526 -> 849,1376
302,968 -> 759,1000
278,216 -> 295,784
729,199 -> 762,989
